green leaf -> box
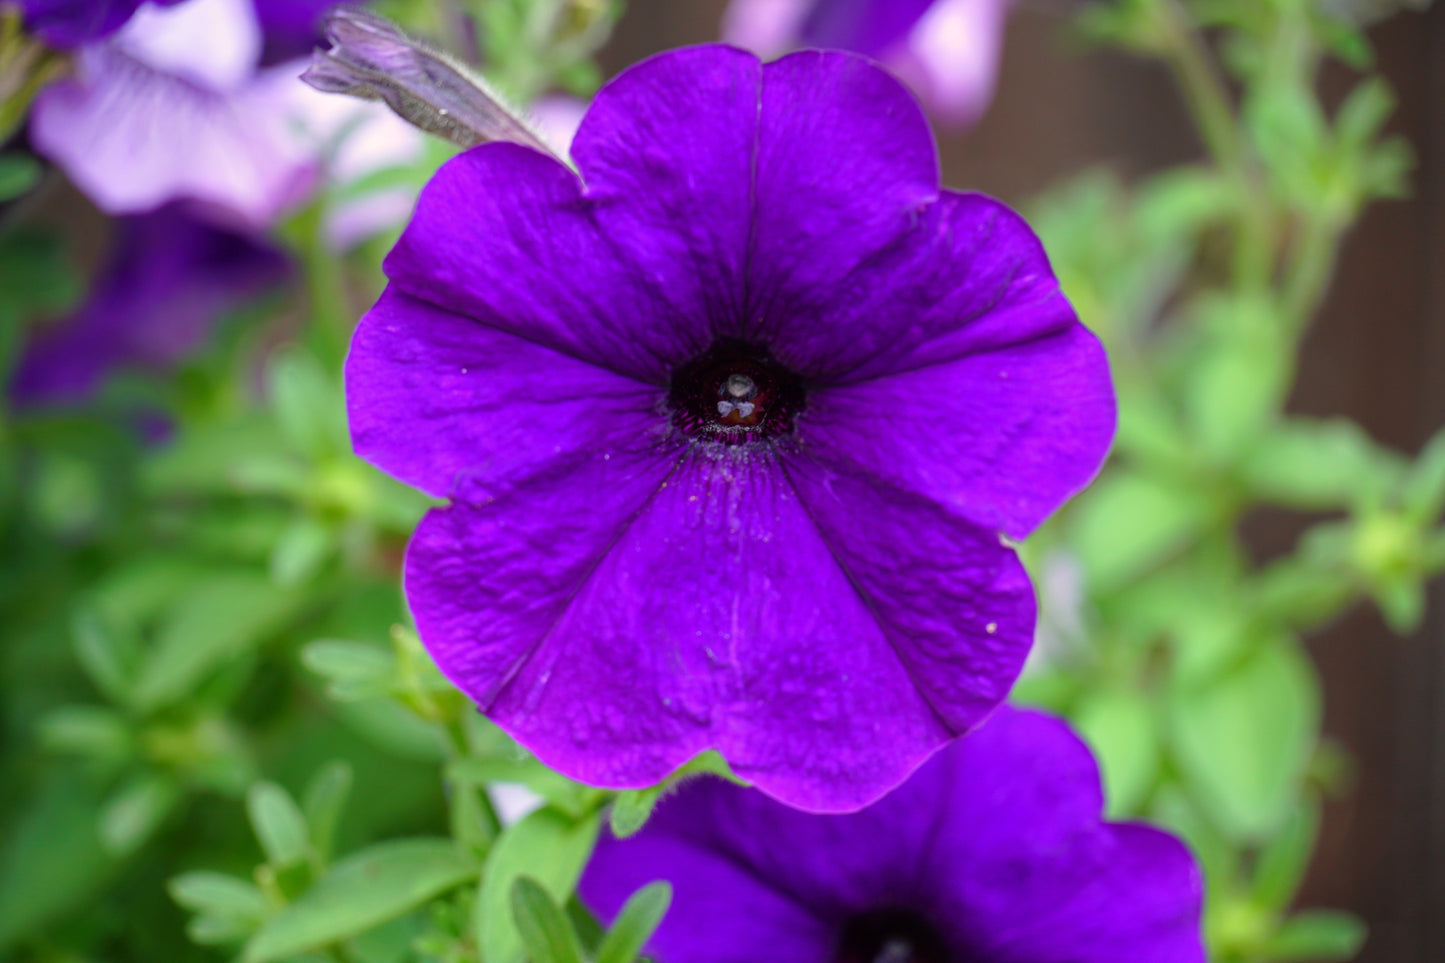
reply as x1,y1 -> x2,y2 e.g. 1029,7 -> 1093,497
1182,297 -> 1289,462
1135,167 -> 1235,243
1072,688 -> 1159,817
302,639 -> 396,702
475,807 -> 601,963
242,838 -> 475,963
608,752 -> 742,838
0,227 -> 80,320
1168,638 -> 1320,840
1403,426 -> 1445,524
1241,419 -> 1399,509
99,773 -> 180,856
0,152 -> 41,201
448,757 -> 593,818
0,773 -> 116,949
302,762 -> 354,862
596,881 -> 671,963
71,610 -> 139,706
169,871 -> 270,921
268,348 -> 347,458
142,417 -> 288,496
1247,73 -> 1330,207
187,913 -> 261,946
1260,910 -> 1366,961
1372,574 -> 1425,634
269,515 -> 334,587
1251,800 -> 1320,912
510,877 -> 584,963
248,782 -> 313,868
609,789 -> 661,840
1070,471 -> 1212,593
131,573 -> 299,711
38,705 -> 133,761
1253,555 -> 1355,630
1335,78 -> 1394,151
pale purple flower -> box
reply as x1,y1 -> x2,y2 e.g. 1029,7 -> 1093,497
11,205 -> 286,404
27,0 -> 420,238
723,0 -> 1010,125
581,707 -> 1205,963
29,0 -> 316,227
528,94 -> 588,156
347,45 -> 1114,812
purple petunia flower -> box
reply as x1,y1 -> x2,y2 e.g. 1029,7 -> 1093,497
347,44 -> 1114,812
580,706 -> 1206,963
10,204 -> 286,405
17,0 -> 186,48
723,0 -> 1011,125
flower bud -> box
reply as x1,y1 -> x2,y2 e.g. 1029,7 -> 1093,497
302,8 -> 555,157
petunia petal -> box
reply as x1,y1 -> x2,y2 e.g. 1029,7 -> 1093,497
919,711 -> 1206,963
582,822 -> 834,963
579,708 -> 1205,963
780,453 -> 1036,734
797,0 -> 937,58
30,47 -> 316,226
803,319 -> 1115,539
11,206 -> 286,405
892,0 -> 1009,126
744,49 -> 940,352
569,44 -> 760,336
404,446 -> 680,713
346,287 -> 661,498
18,0 -> 185,49
411,445 -> 990,812
386,46 -> 767,383
484,448 -> 1030,811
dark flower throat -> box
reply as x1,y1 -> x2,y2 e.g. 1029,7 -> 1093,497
669,341 -> 804,444
836,909 -> 950,963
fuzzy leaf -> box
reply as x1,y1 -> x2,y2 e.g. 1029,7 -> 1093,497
596,881 -> 672,963
302,762 -> 354,862
474,807 -> 600,963
169,871 -> 270,921
1073,688 -> 1159,817
510,877 -> 584,963
1168,639 -> 1319,840
242,839 -> 475,963
131,573 -> 299,711
248,782 -> 312,868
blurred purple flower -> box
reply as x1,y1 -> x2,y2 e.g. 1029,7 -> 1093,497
252,0 -> 342,63
11,205 -> 286,404
581,707 -> 1205,963
28,0 -> 419,236
17,0 -> 185,48
348,45 -> 1114,811
529,94 -> 587,155
723,0 -> 1011,125
28,0 -> 316,227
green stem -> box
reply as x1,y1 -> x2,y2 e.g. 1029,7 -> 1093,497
1279,213 -> 1342,334
1154,0 -> 1242,171
1151,0 -> 1274,293
440,713 -> 501,854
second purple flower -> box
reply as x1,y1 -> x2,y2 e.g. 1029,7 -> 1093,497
347,43 -> 1115,812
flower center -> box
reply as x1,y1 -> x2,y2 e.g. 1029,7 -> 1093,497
835,909 -> 949,963
669,341 -> 803,444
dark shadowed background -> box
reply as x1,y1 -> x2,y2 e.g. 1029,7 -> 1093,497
600,3 -> 1445,960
